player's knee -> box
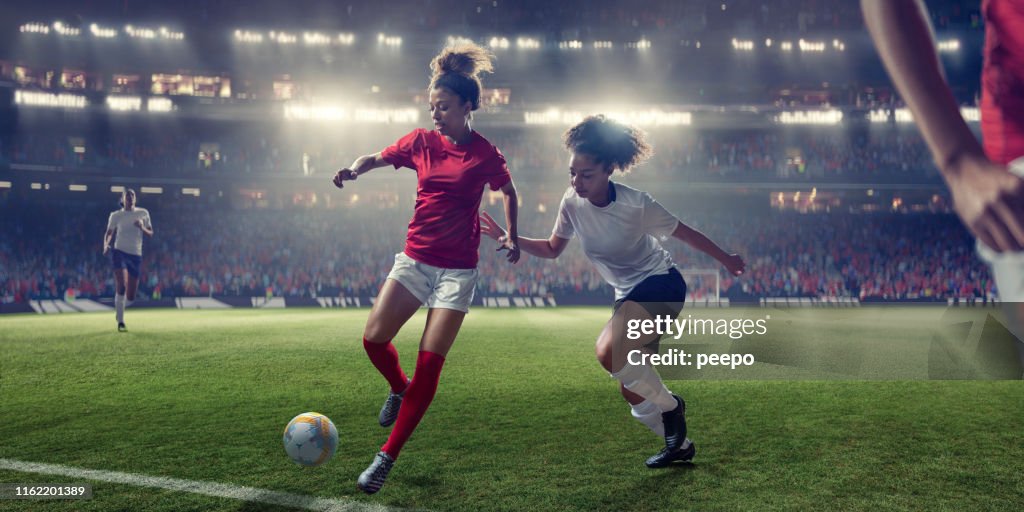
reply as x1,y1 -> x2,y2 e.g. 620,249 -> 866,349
595,338 -> 616,372
362,322 -> 393,345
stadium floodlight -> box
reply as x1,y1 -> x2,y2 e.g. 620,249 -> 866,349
110,186 -> 125,193
894,108 -> 914,123
516,37 -> 541,49
489,37 -> 510,49
107,96 -> 143,112
0,181 -> 10,189
284,102 -> 351,121
832,39 -> 845,51
269,31 -> 297,44
765,38 -> 772,47
69,184 -> 88,192
627,39 -> 652,49
140,187 -> 163,194
125,25 -> 156,39
559,40 -> 582,50
15,90 -> 87,109
525,108 -> 691,127
937,39 -> 960,53
53,21 -> 80,36
90,23 -> 117,38
159,27 -> 185,40
377,33 -> 402,47
780,41 -> 793,51
303,32 -> 332,46
337,33 -> 355,45
447,35 -> 475,46
960,106 -> 980,122
182,187 -> 201,197
798,39 -> 826,52
234,30 -> 264,44
868,109 -> 890,123
19,22 -> 50,34
147,97 -> 173,112
775,109 -> 843,125
593,41 -> 614,49
731,38 -> 754,51
354,108 -> 420,124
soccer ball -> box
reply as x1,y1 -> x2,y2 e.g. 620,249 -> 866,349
283,412 -> 338,467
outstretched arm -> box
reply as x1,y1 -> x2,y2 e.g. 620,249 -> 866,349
863,0 -> 1024,252
672,222 -> 744,276
480,211 -> 569,259
497,181 -> 521,263
332,152 -> 392,189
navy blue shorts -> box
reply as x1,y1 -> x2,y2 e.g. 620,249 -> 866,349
614,268 -> 688,349
111,249 -> 142,278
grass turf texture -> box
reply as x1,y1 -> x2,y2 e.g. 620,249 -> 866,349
1,308 -> 1022,511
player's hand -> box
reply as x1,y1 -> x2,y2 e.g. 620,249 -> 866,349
499,236 -> 521,264
479,211 -> 506,241
946,154 -> 1024,252
102,244 -> 109,255
723,254 -> 745,276
134,219 -> 144,228
332,168 -> 358,189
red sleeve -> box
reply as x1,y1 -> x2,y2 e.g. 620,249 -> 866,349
486,150 -> 512,191
381,129 -> 424,170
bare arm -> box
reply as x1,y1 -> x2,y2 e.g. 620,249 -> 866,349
103,228 -> 115,255
332,152 -> 392,189
672,222 -> 745,276
479,211 -> 569,259
498,181 -> 521,263
863,0 -> 1024,252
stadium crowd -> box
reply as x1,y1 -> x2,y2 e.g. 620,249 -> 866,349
0,199 -> 994,304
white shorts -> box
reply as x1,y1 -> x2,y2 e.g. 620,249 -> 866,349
385,252 -> 478,313
977,157 -> 1024,301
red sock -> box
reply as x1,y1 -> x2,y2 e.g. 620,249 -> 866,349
381,350 -> 446,460
363,338 -> 409,394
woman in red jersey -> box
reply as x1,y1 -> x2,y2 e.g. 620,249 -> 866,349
332,43 -> 519,494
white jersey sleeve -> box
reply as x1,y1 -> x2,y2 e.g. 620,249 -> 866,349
642,192 -> 681,239
552,188 -> 575,240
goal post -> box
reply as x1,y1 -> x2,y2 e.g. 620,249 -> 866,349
678,268 -> 721,303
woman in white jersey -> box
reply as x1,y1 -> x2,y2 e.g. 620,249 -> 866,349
102,188 -> 154,332
481,115 -> 744,467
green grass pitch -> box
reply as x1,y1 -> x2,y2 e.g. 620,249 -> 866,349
1,308 -> 1022,511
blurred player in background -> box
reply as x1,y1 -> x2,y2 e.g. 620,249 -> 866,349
864,0 -> 1024,375
481,115 -> 745,467
333,42 -> 520,493
102,188 -> 154,332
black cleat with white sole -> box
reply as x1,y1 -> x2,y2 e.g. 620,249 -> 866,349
645,440 -> 696,468
662,394 -> 687,452
357,451 -> 395,494
117,322 -> 127,332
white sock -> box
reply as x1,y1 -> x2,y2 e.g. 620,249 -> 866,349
630,399 -> 665,437
126,299 -> 134,308
611,362 -> 677,413
115,294 -> 125,323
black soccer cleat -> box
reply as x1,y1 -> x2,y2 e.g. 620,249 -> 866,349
645,440 -> 696,468
378,379 -> 410,427
117,322 -> 127,332
357,451 -> 395,494
662,394 -> 687,452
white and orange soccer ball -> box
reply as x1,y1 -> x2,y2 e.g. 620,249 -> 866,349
283,412 -> 338,467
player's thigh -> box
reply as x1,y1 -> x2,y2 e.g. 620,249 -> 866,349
418,308 -> 466,357
363,278 -> 423,343
113,268 -> 127,291
596,301 -> 661,371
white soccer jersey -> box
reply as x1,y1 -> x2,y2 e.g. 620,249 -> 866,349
552,183 -> 680,300
107,208 -> 152,256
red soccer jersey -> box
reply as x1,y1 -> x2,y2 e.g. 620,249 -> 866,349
981,0 -> 1024,165
382,128 -> 512,269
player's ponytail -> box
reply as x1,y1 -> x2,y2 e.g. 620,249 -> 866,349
563,115 -> 653,173
429,43 -> 494,111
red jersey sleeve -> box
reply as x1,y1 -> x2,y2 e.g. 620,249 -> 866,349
381,129 -> 425,170
485,150 -> 513,191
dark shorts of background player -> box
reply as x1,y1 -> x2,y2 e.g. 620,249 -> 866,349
613,267 -> 688,352
111,249 -> 142,278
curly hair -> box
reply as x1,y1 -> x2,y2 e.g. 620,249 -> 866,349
428,42 -> 495,111
563,115 -> 653,172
